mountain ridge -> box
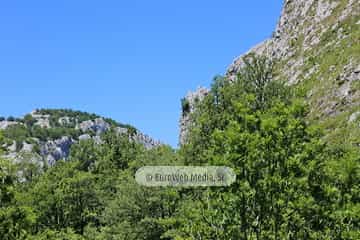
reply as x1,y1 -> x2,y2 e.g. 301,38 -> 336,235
179,0 -> 360,146
0,108 -> 161,169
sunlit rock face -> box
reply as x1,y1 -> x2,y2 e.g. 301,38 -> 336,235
179,87 -> 209,145
2,110 -> 161,167
179,0 -> 360,145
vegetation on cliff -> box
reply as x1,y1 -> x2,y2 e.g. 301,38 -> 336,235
1,56 -> 359,239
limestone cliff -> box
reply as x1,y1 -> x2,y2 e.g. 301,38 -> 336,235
180,0 -> 360,146
1,109 -> 161,168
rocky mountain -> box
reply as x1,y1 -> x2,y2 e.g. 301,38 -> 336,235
180,0 -> 359,146
0,109 -> 161,168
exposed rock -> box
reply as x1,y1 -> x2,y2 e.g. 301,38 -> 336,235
227,39 -> 272,81
179,87 -> 209,145
2,110 -> 162,167
115,127 -> 128,135
21,142 -> 33,152
0,121 -> 21,129
40,136 -> 74,166
46,155 -> 56,167
132,132 -> 162,150
78,134 -> 92,141
93,135 -> 103,144
13,152 -> 44,182
31,112 -> 51,128
339,0 -> 359,21
227,0 -> 357,87
348,111 -> 360,123
77,118 -> 110,135
7,141 -> 17,152
335,62 -> 360,102
58,116 -> 72,125
180,0 -> 359,144
315,0 -> 338,23
4,152 -> 18,160
115,126 -> 161,148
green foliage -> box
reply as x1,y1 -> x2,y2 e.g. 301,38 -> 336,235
23,114 -> 37,128
7,116 -> 15,122
3,124 -> 30,151
69,139 -> 100,171
0,158 -> 36,239
35,108 -> 133,129
173,55 -> 359,239
23,161 -> 101,234
28,228 -> 85,240
181,98 -> 190,115
1,56 -> 358,239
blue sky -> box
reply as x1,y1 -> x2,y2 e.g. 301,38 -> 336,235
0,0 -> 283,147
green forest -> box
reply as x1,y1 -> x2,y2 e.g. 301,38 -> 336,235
0,56 -> 359,239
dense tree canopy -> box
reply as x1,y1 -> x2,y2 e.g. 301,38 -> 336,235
0,56 -> 359,239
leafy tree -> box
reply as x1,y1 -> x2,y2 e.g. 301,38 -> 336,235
0,157 -> 36,240
181,98 -> 191,115
29,228 -> 85,240
23,114 -> 37,128
22,161 -> 101,234
172,55 -> 359,239
70,139 -> 100,172
3,124 -> 30,151
7,116 -> 15,122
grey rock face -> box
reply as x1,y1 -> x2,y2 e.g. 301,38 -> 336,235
179,87 -> 209,145
0,121 -> 21,129
77,118 -> 110,135
349,111 -> 360,123
115,126 -> 161,148
227,0 -> 359,88
31,112 -> 51,128
3,110 -> 162,167
58,116 -> 72,126
115,127 -> 128,135
93,135 -> 103,144
40,136 -> 74,166
21,142 -> 34,152
78,134 -> 92,141
78,134 -> 103,144
13,152 -> 44,182
227,39 -> 273,81
132,132 -> 162,150
179,0 -> 359,145
227,0 -> 342,81
335,61 -> 360,106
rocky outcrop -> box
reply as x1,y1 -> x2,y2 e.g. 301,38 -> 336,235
227,0 -> 359,104
58,116 -> 73,126
2,110 -> 162,167
31,111 -> 51,128
78,134 -> 92,141
179,87 -> 209,145
179,0 -> 360,145
349,111 -> 360,123
228,0 -> 359,82
115,127 -> 129,135
0,121 -> 22,129
40,136 -> 74,166
115,127 -> 161,149
77,118 -> 110,135
133,132 -> 162,149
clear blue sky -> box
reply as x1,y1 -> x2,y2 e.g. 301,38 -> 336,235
0,0 -> 283,147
